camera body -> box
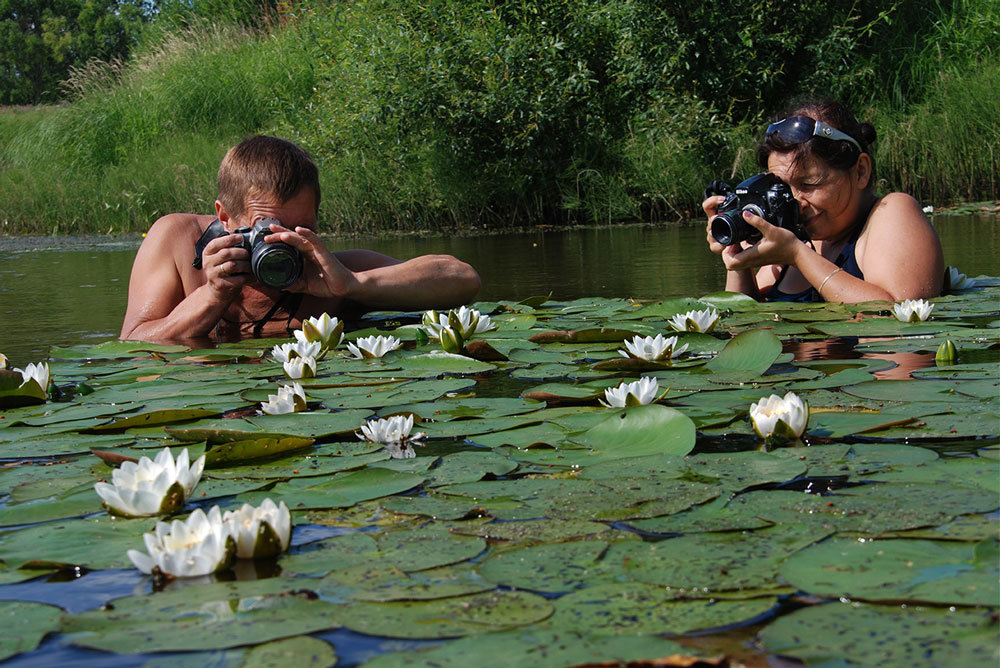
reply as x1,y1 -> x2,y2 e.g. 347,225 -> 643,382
233,218 -> 303,290
706,173 -> 807,246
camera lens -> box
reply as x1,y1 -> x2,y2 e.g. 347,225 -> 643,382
710,212 -> 742,246
251,242 -> 302,289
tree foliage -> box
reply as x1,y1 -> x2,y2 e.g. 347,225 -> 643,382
0,0 -> 152,104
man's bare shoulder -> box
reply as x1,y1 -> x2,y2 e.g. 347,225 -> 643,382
146,213 -> 217,243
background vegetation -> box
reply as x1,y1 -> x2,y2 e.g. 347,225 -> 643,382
0,0 -> 997,234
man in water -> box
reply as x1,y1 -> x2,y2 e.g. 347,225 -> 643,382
121,135 -> 481,342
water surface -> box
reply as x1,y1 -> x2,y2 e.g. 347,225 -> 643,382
1,215 -> 995,363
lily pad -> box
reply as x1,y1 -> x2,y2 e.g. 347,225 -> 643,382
759,602 -> 998,667
62,583 -> 342,653
360,629 -> 699,668
780,537 -> 999,605
0,601 -> 63,661
705,329 -> 782,375
570,404 -> 696,457
337,590 -> 553,639
541,582 -> 777,634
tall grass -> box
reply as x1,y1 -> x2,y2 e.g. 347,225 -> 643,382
0,22 -> 315,233
0,0 -> 996,235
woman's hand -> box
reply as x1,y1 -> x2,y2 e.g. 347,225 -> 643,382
702,195 -> 729,256
720,210 -> 803,272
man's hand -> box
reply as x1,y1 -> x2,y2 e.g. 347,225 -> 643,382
263,224 -> 359,298
201,233 -> 252,303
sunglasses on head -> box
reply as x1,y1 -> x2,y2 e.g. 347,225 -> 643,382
766,116 -> 863,154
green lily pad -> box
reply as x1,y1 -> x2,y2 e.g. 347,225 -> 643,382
607,523 -> 831,591
319,561 -> 493,602
242,637 -> 337,668
0,601 -> 63,662
780,537 -> 999,606
360,629 -> 698,668
541,582 -> 777,634
62,582 -> 342,653
759,602 -> 998,667
337,590 -> 553,639
425,450 -> 517,486
570,404 -> 696,456
279,532 -> 377,575
374,526 -> 487,571
476,540 -> 613,593
705,329 -> 782,375
0,515 -> 160,570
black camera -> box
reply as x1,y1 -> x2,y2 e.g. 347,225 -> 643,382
233,218 -> 303,290
705,173 -> 807,246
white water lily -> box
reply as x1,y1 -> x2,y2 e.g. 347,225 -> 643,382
294,313 -> 344,351
892,298 -> 934,323
749,392 -> 809,440
0,353 -> 8,369
127,506 -> 236,577
282,355 -> 317,379
346,335 -> 402,359
14,361 -> 49,392
222,498 -> 292,559
258,383 -> 307,415
619,334 -> 688,361
668,307 -> 719,333
600,376 -> 660,408
272,340 -> 322,364
944,266 -> 976,291
357,414 -> 425,446
95,447 -> 205,517
423,306 -> 495,340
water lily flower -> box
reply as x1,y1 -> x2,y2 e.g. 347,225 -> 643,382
423,306 -> 495,340
346,335 -> 402,359
294,313 -> 344,352
258,383 -> 307,415
0,353 -> 8,369
357,414 -> 425,446
94,447 -> 205,517
272,340 -> 321,364
438,325 -> 465,354
619,334 -> 688,361
127,506 -> 237,578
922,205 -> 934,214
283,355 -> 317,379
222,498 -> 292,559
668,308 -> 719,333
14,361 -> 49,392
600,376 -> 660,408
892,298 -> 934,323
749,392 -> 809,440
944,266 -> 976,291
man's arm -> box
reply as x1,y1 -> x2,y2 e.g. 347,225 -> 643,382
271,227 -> 481,310
120,215 -> 250,341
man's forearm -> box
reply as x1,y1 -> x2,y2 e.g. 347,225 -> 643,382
347,255 -> 481,310
121,285 -> 230,341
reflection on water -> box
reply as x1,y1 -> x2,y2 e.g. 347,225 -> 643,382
0,214 -> 996,363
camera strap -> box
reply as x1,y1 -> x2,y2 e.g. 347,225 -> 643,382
192,219 -> 228,269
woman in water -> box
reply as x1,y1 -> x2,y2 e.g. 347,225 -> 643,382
704,99 -> 943,303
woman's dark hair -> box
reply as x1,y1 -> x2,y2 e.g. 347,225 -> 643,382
756,98 -> 877,189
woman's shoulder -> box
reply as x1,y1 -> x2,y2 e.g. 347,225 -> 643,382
868,192 -> 927,223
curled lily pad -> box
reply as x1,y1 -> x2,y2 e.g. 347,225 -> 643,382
571,404 -> 696,457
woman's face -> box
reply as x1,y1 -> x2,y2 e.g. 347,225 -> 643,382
767,150 -> 868,242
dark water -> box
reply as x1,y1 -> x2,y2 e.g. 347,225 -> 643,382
1,215 -> 997,364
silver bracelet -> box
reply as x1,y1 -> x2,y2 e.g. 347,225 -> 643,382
818,267 -> 843,294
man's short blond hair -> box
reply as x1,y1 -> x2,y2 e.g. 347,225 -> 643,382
217,135 -> 321,219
